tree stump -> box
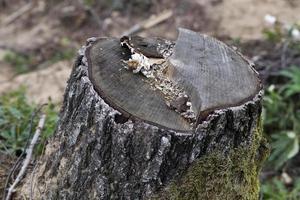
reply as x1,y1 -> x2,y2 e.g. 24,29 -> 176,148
20,28 -> 269,200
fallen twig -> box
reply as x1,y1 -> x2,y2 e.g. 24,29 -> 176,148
2,1 -> 33,26
122,10 -> 173,36
5,113 -> 46,200
2,115 -> 36,200
2,104 -> 47,200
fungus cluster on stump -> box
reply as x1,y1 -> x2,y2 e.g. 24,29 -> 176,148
19,28 -> 268,200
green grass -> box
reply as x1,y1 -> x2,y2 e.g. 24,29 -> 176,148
3,36 -> 75,75
263,28 -> 283,43
0,87 -> 59,155
50,48 -> 75,64
3,52 -> 33,74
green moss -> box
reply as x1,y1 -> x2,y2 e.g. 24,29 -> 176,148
153,117 -> 269,200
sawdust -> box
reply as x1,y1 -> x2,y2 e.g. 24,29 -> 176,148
121,38 -> 196,124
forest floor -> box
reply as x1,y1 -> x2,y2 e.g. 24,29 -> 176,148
1,0 -> 300,198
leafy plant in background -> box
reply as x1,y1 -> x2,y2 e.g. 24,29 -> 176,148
280,66 -> 300,97
3,51 -> 33,74
263,26 -> 283,43
50,37 -> 75,64
262,66 -> 300,200
262,177 -> 300,200
263,15 -> 300,43
3,37 -> 75,75
0,87 -> 59,156
263,66 -> 300,169
51,49 -> 75,64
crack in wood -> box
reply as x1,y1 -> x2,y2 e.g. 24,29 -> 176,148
85,29 -> 261,131
120,36 -> 196,125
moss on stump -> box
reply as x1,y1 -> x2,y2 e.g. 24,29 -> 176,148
153,118 -> 269,200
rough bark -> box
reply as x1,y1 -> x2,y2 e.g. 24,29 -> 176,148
19,30 -> 268,200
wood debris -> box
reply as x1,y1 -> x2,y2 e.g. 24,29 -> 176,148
120,36 -> 196,125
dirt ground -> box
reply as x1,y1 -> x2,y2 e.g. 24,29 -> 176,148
0,61 -> 72,103
211,0 -> 300,39
0,0 -> 300,103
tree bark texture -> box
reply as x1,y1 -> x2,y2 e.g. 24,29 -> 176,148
19,30 -> 269,200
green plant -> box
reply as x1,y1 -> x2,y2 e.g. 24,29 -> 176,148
83,0 -> 95,6
263,27 -> 283,43
263,19 -> 300,44
280,66 -> 300,97
268,131 -> 299,169
263,66 -> 300,169
0,87 -> 59,155
262,177 -> 300,200
50,37 -> 75,63
3,51 -> 33,74
50,49 -> 75,63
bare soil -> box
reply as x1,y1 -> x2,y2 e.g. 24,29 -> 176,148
211,0 -> 300,40
0,61 -> 72,103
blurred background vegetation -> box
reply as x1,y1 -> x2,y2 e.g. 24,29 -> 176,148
0,0 -> 300,199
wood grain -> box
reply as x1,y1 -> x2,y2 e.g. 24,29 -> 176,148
168,28 -> 261,122
87,29 -> 261,131
87,38 -> 190,131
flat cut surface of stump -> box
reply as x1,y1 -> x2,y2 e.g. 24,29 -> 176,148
87,29 -> 261,131
168,28 -> 261,121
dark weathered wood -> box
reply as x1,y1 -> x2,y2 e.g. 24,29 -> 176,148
18,29 -> 268,200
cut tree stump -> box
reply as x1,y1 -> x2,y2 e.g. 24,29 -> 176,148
19,28 -> 269,200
